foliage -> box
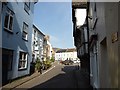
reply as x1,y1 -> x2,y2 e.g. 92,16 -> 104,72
46,56 -> 50,60
43,59 -> 51,69
35,57 -> 42,71
50,56 -> 55,62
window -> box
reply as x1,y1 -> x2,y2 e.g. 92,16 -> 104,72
18,52 -> 28,70
4,8 -> 14,32
24,2 -> 30,14
22,22 -> 28,40
34,30 -> 36,39
40,41 -> 42,47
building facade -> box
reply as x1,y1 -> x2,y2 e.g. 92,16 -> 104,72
72,0 -> 89,74
88,2 -> 119,88
0,1 -> 2,87
55,48 -> 78,61
76,24 -> 89,72
43,35 -> 52,61
1,2 -> 36,85
52,48 -> 60,60
32,25 -> 45,62
72,1 -> 119,88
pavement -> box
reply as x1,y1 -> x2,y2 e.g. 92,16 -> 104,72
2,71 -> 42,89
2,62 -> 93,89
74,69 -> 93,89
2,62 -> 57,90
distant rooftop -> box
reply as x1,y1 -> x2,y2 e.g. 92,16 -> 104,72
72,0 -> 87,9
56,48 -> 76,53
52,48 -> 60,52
33,24 -> 45,36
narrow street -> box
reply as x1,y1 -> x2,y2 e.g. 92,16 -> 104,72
15,61 -> 78,89
1,1 -> 119,89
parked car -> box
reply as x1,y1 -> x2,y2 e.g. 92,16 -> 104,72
73,59 -> 80,64
62,60 -> 73,65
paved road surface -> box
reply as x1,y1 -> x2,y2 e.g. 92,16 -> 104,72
16,61 -> 78,89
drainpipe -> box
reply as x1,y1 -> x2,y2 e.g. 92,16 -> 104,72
0,1 -> 2,88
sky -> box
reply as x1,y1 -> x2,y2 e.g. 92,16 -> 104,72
33,2 -> 86,49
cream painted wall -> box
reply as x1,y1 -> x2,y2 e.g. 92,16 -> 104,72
89,2 -> 119,88
104,2 -> 119,88
55,51 -> 77,61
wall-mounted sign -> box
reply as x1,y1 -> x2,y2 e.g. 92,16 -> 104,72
112,32 -> 118,43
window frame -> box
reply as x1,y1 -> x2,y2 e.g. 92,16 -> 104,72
4,8 -> 14,33
24,2 -> 30,14
18,51 -> 28,70
22,22 -> 28,41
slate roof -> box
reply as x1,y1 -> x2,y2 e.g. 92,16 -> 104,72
56,48 -> 76,53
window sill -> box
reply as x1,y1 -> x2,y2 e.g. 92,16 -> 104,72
18,67 -> 27,71
4,28 -> 14,34
22,38 -> 28,42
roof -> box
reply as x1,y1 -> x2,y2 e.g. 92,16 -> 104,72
66,48 -> 76,52
52,48 -> 60,52
33,24 -> 45,36
72,0 -> 87,9
56,49 -> 66,53
56,48 -> 76,53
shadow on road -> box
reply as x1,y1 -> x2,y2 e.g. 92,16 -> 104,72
29,65 -> 93,89
29,65 -> 78,88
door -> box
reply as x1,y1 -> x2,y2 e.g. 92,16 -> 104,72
2,49 -> 13,86
2,54 -> 9,86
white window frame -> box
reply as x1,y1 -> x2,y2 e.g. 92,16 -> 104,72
4,8 -> 14,32
24,2 -> 30,14
22,22 -> 28,41
18,51 -> 28,70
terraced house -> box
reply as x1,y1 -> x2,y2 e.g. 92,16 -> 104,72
1,1 -> 37,85
72,0 -> 119,89
32,25 -> 45,62
55,48 -> 78,61
88,2 -> 119,88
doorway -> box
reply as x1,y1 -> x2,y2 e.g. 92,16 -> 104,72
2,48 -> 13,86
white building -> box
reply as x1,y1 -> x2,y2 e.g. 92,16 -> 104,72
32,25 -> 45,62
55,48 -> 78,61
